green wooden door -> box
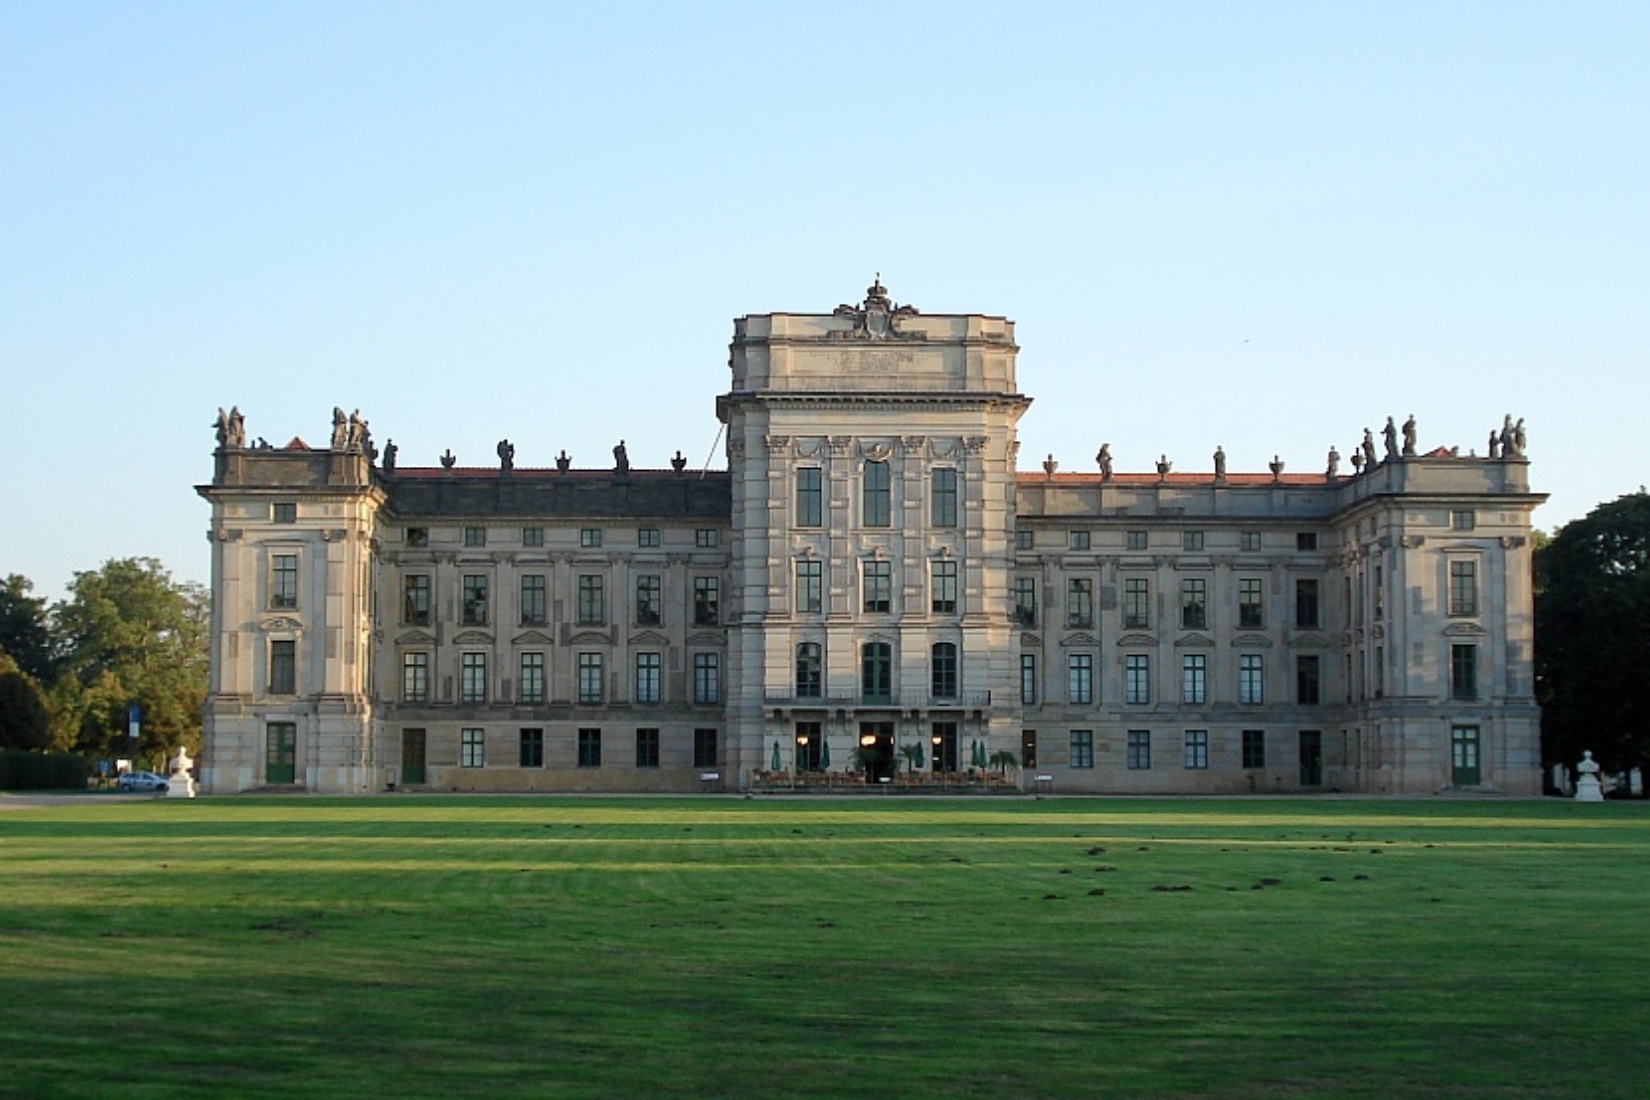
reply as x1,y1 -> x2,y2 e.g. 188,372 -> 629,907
1451,725 -> 1481,786
265,722 -> 296,785
401,728 -> 426,785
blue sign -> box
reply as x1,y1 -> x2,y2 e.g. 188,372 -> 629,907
127,705 -> 140,740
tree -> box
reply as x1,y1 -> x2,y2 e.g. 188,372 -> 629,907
0,655 -> 51,751
0,573 -> 56,683
51,558 -> 208,761
1535,492 -> 1650,781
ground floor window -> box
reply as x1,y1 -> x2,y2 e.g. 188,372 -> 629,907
519,728 -> 543,768
693,728 -> 718,769
461,728 -> 485,768
1070,729 -> 1094,769
578,727 -> 602,768
1184,730 -> 1209,769
635,728 -> 659,768
1242,729 -> 1265,769
1127,730 -> 1151,770
1021,729 -> 1037,770
930,722 -> 959,773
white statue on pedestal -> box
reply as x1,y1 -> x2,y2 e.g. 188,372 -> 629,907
166,744 -> 198,799
1573,751 -> 1604,803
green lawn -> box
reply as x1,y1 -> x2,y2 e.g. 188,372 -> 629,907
2,796 -> 1646,1099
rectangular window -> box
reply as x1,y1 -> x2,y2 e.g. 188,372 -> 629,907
1238,578 -> 1264,629
693,653 -> 721,704
1182,654 -> 1207,705
931,642 -> 958,700
1070,730 -> 1094,769
694,577 -> 720,625
402,651 -> 428,703
1016,530 -> 1035,551
635,652 -> 661,704
406,527 -> 428,547
635,728 -> 660,769
1013,577 -> 1037,626
1241,531 -> 1262,552
1374,564 -> 1385,622
637,527 -> 660,548
1239,654 -> 1264,704
273,502 -> 297,524
693,728 -> 718,769
1127,730 -> 1151,770
931,560 -> 958,614
1068,530 -> 1090,551
577,728 -> 601,768
460,652 -> 487,703
1295,578 -> 1320,629
1296,655 -> 1321,705
931,468 -> 958,527
1296,532 -> 1319,551
636,575 -> 662,625
577,575 -> 605,625
269,639 -> 296,694
1125,654 -> 1151,704
271,554 -> 299,610
695,529 -> 718,548
1022,729 -> 1038,769
462,575 -> 488,625
1452,510 -> 1476,531
861,643 -> 893,703
1451,644 -> 1477,701
864,561 -> 892,613
1067,654 -> 1093,705
1020,654 -> 1037,705
518,652 -> 545,704
464,526 -> 486,548
1183,530 -> 1205,552
930,721 -> 959,773
863,460 -> 891,527
1126,530 -> 1148,551
1180,578 -> 1207,630
1123,577 -> 1149,629
461,728 -> 484,768
1242,729 -> 1266,769
796,468 -> 824,527
403,574 -> 430,625
577,653 -> 603,704
520,575 -> 547,625
1450,559 -> 1479,616
1066,577 -> 1093,629
519,728 -> 544,768
522,527 -> 545,547
796,560 -> 823,614
1184,730 -> 1209,769
796,642 -> 823,698
580,528 -> 602,548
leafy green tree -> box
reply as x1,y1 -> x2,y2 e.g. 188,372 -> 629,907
0,573 -> 56,683
51,558 -> 208,761
1535,492 -> 1650,780
0,653 -> 52,751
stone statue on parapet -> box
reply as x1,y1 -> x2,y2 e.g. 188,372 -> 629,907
331,407 -> 349,451
497,438 -> 515,471
1487,428 -> 1501,459
383,440 -> 398,474
1360,428 -> 1377,469
347,409 -> 365,452
1095,443 -> 1113,481
1325,446 -> 1340,479
1213,446 -> 1227,480
1402,414 -> 1417,457
556,450 -> 572,472
1383,417 -> 1399,460
671,450 -> 688,474
613,440 -> 630,472
214,407 -> 246,450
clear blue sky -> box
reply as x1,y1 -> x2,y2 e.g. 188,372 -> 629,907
4,2 -> 1646,601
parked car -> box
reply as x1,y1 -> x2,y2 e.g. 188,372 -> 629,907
116,771 -> 169,793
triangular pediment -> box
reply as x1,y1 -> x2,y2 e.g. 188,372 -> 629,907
1175,632 -> 1216,648
395,629 -> 436,646
512,629 -> 554,646
1020,632 -> 1042,648
628,629 -> 670,646
452,629 -> 494,645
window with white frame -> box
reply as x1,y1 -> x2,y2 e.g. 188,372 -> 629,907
269,639 -> 296,695
460,728 -> 484,767
863,561 -> 892,613
693,653 -> 720,704
1180,578 -> 1207,629
1066,577 -> 1093,629
462,575 -> 488,625
1449,559 -> 1478,616
520,575 -> 547,625
636,575 -> 662,625
1020,653 -> 1037,705
931,560 -> 958,614
403,574 -> 430,625
796,560 -> 823,614
1123,577 -> 1149,629
577,575 -> 605,625
402,651 -> 428,703
580,528 -> 602,548
1238,578 -> 1264,629
270,554 -> 299,611
694,577 -> 719,625
1184,730 -> 1209,769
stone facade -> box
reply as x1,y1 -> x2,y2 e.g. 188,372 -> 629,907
198,282 -> 1544,795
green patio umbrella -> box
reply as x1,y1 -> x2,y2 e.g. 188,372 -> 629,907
914,741 -> 925,769
820,735 -> 831,769
973,739 -> 986,768
772,739 -> 781,772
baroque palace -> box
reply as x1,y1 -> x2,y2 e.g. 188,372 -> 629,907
198,281 -> 1543,796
